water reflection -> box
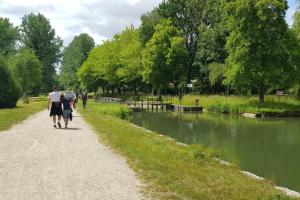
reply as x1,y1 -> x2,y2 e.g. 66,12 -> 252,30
131,112 -> 300,191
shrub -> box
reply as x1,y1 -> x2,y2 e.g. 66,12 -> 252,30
0,58 -> 20,108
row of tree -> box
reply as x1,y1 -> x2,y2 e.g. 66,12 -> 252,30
0,13 -> 62,107
0,12 -> 95,108
78,0 -> 300,103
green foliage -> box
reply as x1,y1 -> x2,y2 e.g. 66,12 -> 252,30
171,94 -> 300,113
78,26 -> 143,93
21,13 -> 63,92
115,27 -> 143,84
0,57 -> 20,108
208,62 -> 226,86
139,8 -> 162,47
225,0 -> 292,103
142,20 -> 188,92
9,48 -> 42,98
59,33 -> 95,89
0,17 -> 19,55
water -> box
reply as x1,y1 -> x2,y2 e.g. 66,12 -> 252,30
131,111 -> 300,192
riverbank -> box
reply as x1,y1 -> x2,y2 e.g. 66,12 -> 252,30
170,95 -> 300,114
0,98 -> 47,131
79,102 -> 293,200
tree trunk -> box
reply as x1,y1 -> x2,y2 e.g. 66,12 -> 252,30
259,85 -> 265,104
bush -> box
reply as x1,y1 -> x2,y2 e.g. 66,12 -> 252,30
0,59 -> 20,108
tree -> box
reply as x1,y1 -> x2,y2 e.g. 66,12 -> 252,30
0,56 -> 20,108
225,0 -> 292,103
9,48 -> 42,102
289,4 -> 300,96
0,18 -> 19,55
208,63 -> 226,93
195,0 -> 228,93
115,26 -> 143,92
139,8 -> 162,47
21,13 -> 63,92
158,0 -> 206,81
78,40 -> 120,93
142,20 -> 188,94
59,33 -> 95,90
292,2 -> 300,40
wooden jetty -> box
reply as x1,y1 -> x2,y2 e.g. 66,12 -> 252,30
95,96 -> 203,113
173,105 -> 203,112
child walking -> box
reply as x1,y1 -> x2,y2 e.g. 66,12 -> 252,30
60,94 -> 73,129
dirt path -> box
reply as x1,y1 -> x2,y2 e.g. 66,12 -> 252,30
0,110 -> 147,200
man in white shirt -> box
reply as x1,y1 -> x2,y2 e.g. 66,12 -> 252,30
48,86 -> 63,128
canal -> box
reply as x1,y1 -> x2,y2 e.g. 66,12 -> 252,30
131,111 -> 300,192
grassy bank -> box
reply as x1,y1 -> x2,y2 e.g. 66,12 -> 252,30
171,95 -> 300,114
79,102 -> 292,200
0,97 -> 47,131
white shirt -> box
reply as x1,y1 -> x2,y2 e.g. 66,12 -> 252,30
48,91 -> 61,102
65,92 -> 76,101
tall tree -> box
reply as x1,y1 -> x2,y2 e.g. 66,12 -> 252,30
78,40 -> 120,93
21,13 -> 63,92
0,18 -> 19,55
139,8 -> 162,47
115,26 -> 143,92
9,48 -> 42,102
142,20 -> 188,94
289,3 -> 300,95
195,0 -> 228,92
60,33 -> 95,89
225,0 -> 292,103
158,0 -> 205,81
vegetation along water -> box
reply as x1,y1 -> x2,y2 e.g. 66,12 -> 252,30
131,111 -> 300,193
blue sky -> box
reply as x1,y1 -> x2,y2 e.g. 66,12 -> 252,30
287,0 -> 298,25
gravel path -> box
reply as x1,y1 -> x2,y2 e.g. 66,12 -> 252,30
0,110 -> 147,200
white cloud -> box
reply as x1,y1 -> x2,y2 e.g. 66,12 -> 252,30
0,0 -> 161,46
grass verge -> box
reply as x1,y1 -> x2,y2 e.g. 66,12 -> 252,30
79,102 -> 293,200
0,98 -> 47,131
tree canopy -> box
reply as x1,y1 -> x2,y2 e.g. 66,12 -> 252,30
142,20 -> 188,92
0,17 -> 19,55
9,48 -> 42,99
21,13 -> 63,92
225,0 -> 292,103
59,33 -> 95,90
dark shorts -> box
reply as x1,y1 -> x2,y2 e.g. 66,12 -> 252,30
63,110 -> 72,119
50,102 -> 63,117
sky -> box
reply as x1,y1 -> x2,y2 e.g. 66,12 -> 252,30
0,0 -> 298,46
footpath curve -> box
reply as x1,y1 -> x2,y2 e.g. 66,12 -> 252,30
0,110 -> 147,200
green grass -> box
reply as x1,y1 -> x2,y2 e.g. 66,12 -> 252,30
170,95 -> 300,114
0,98 -> 47,131
79,102 -> 294,200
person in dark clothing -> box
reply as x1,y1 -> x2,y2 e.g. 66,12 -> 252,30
81,91 -> 88,109
60,94 -> 73,128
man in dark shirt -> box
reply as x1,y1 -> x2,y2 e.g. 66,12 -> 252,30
81,90 -> 88,109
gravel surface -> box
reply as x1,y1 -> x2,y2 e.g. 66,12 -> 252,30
0,110 -> 147,200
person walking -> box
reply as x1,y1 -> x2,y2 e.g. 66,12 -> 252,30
48,86 -> 63,128
60,94 -> 73,129
65,89 -> 76,109
81,90 -> 88,109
